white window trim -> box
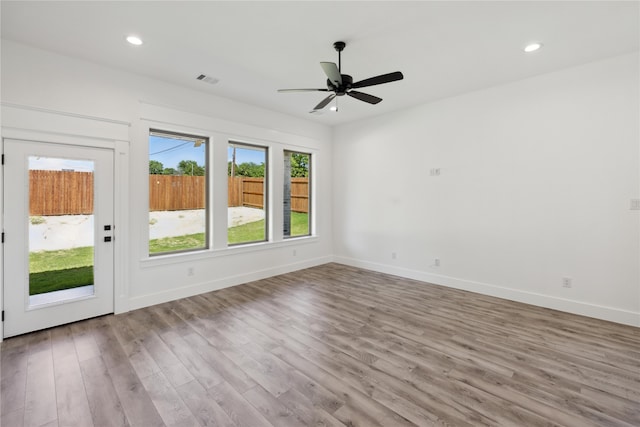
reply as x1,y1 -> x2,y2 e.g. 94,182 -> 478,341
138,102 -> 320,265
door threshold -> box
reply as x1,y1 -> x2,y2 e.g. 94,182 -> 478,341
29,285 -> 95,307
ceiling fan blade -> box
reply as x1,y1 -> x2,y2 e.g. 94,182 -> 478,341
313,94 -> 336,110
347,91 -> 382,105
278,88 -> 330,92
351,71 -> 404,89
320,62 -> 342,87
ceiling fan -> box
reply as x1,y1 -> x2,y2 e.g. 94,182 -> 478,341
278,41 -> 404,112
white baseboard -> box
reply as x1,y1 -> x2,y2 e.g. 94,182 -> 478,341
126,253 -> 639,328
332,256 -> 640,328
128,255 -> 333,311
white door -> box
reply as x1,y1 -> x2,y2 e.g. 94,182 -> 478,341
3,139 -> 114,337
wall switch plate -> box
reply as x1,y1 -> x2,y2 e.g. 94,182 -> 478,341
562,277 -> 572,288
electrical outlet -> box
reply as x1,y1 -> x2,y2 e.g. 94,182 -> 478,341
434,258 -> 440,267
562,277 -> 572,288
631,199 -> 640,210
292,249 -> 297,256
391,252 -> 397,260
188,267 -> 195,277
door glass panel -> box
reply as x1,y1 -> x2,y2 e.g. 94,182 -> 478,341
28,156 -> 95,306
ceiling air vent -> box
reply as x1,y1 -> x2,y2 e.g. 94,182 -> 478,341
196,74 -> 219,85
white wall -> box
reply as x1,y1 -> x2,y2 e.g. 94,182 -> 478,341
333,53 -> 640,326
1,40 -> 333,312
2,39 -> 639,328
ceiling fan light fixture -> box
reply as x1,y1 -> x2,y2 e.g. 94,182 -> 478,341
524,42 -> 543,53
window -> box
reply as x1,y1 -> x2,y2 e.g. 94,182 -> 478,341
148,130 -> 208,255
228,143 -> 268,245
283,150 -> 311,238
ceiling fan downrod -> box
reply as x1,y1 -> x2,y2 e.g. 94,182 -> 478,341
334,41 -> 346,73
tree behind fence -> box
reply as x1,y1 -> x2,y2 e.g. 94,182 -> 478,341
29,171 -> 308,215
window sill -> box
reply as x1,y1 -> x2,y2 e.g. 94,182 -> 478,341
139,235 -> 319,268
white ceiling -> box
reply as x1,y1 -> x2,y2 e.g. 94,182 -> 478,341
2,1 -> 639,126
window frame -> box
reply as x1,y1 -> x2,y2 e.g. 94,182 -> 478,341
227,141 -> 269,246
283,150 -> 312,239
148,128 -> 210,256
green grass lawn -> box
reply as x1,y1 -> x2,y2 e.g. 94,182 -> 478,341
227,219 -> 266,245
30,267 -> 93,295
150,212 -> 309,253
30,213 -> 310,293
29,247 -> 94,295
285,211 -> 310,237
149,233 -> 207,254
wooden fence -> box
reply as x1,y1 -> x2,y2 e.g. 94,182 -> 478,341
235,177 -> 264,209
228,177 -> 242,207
228,176 -> 309,213
149,175 -> 206,211
289,178 -> 309,213
29,171 -> 309,215
29,170 -> 94,216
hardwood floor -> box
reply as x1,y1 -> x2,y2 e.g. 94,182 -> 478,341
2,263 -> 639,426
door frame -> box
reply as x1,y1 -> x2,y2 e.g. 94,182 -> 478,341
4,139 -> 116,336
0,103 -> 131,341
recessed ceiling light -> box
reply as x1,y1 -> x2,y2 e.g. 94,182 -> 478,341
524,42 -> 542,53
126,35 -> 143,46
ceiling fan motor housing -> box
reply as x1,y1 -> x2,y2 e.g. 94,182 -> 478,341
327,74 -> 352,95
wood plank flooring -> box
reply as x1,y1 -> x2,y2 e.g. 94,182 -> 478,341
2,263 -> 639,426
